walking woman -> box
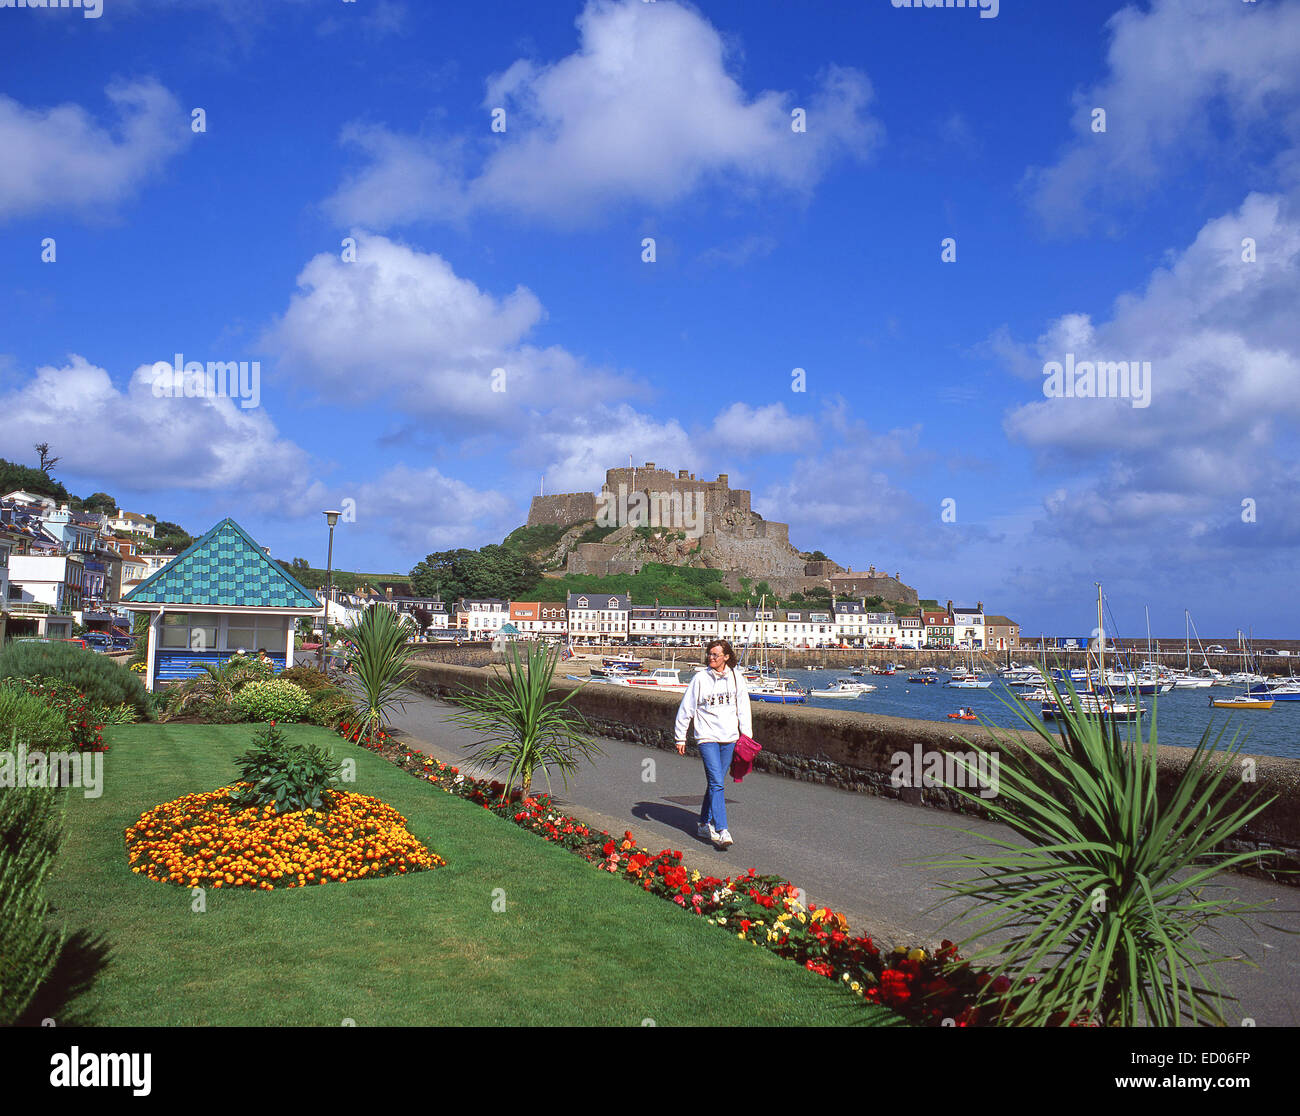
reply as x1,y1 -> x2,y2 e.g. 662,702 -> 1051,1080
674,639 -> 752,849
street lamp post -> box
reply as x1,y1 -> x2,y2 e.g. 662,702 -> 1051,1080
319,510 -> 341,671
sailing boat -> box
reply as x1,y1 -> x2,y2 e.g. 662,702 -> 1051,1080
1213,631 -> 1275,708
1040,585 -> 1142,721
746,596 -> 807,704
945,644 -> 992,688
1170,611 -> 1213,688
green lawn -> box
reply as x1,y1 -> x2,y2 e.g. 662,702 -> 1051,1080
43,723 -> 903,1026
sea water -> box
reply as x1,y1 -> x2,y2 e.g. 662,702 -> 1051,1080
782,670 -> 1300,760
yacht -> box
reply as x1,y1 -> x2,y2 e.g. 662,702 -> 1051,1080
810,679 -> 873,698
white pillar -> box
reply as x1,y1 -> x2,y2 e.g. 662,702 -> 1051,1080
285,617 -> 295,669
146,611 -> 161,693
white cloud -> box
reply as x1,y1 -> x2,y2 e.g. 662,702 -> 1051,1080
708,402 -> 817,455
515,404 -> 698,495
1022,0 -> 1300,231
0,355 -> 319,512
1003,191 -> 1300,543
0,79 -> 190,222
265,231 -> 630,421
325,0 -> 880,227
348,464 -> 517,555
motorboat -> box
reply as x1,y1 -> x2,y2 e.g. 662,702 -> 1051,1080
810,679 -> 871,698
749,676 -> 808,704
946,708 -> 978,721
945,671 -> 993,689
612,668 -> 693,693
1041,693 -> 1143,720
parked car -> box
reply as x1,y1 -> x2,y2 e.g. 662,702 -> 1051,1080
12,636 -> 89,649
1206,645 -> 1228,654
82,632 -> 114,653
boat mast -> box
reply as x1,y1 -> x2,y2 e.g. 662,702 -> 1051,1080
1096,583 -> 1104,689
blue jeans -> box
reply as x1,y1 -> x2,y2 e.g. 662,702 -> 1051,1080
697,741 -> 736,832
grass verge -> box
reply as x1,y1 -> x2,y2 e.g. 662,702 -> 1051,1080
44,723 -> 903,1026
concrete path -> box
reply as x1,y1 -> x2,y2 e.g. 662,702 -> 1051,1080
388,690 -> 1300,1026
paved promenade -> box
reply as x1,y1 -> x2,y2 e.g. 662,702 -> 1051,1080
388,691 -> 1300,1027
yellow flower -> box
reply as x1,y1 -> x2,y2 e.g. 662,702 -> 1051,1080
797,913 -> 806,924
907,948 -> 927,962
690,870 -> 701,883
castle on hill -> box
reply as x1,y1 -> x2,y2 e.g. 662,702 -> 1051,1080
527,462 -> 917,604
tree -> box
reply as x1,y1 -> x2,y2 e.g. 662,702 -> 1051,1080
0,457 -> 68,502
34,443 -> 59,475
80,492 -> 116,515
410,545 -> 540,602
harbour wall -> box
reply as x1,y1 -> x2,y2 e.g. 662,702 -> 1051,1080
410,641 -> 1300,676
406,660 -> 1300,885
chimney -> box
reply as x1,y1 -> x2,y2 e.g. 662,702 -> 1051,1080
645,462 -> 655,470
678,469 -> 690,480
717,473 -> 728,486
977,601 -> 983,613
946,600 -> 953,615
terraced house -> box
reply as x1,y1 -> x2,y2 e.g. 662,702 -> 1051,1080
567,592 -> 629,644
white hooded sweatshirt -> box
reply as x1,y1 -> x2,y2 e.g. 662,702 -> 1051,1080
674,666 -> 753,745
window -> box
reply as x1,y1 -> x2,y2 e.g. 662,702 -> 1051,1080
161,612 -> 217,651
226,617 -> 287,652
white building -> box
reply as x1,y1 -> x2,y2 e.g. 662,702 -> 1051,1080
455,598 -> 509,639
109,511 -> 157,538
6,553 -> 81,638
950,602 -> 986,649
566,592 -> 629,644
629,606 -> 719,644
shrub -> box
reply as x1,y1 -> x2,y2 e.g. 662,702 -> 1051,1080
11,680 -> 105,752
0,686 -> 69,750
0,642 -> 149,718
162,656 -> 273,722
341,605 -> 415,743
228,722 -> 342,814
306,688 -> 357,728
278,666 -> 335,694
231,679 -> 312,723
0,731 -> 65,1025
929,679 -> 1282,1026
450,640 -> 603,798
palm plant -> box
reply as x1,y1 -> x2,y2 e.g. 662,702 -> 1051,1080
449,640 -> 603,799
926,676 -> 1285,1026
340,604 -> 416,743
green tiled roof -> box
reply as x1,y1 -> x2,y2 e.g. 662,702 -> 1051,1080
124,518 -> 319,609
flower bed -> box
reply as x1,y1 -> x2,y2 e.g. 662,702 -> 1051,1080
333,722 -> 1079,1026
126,786 -> 445,890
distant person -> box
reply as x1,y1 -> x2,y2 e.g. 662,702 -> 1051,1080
674,639 -> 751,850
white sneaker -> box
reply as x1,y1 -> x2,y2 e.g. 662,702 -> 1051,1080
697,822 -> 719,841
713,828 -> 734,849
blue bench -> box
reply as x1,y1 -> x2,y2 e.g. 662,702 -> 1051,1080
154,649 -> 287,684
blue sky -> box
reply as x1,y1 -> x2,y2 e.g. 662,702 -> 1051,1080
2,0 -> 1298,638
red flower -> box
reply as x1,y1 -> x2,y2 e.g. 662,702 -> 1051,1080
602,841 -> 615,857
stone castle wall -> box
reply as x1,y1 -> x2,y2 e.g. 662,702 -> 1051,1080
528,492 -> 597,527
